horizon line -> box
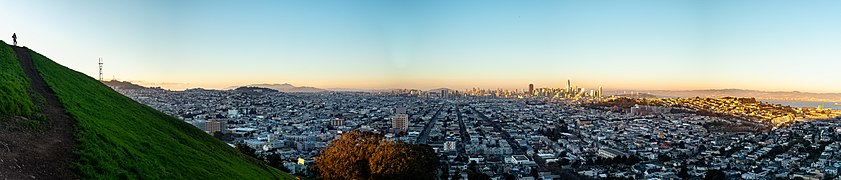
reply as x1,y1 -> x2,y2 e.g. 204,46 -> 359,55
110,80 -> 841,94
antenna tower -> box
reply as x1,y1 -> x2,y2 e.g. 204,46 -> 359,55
98,58 -> 103,81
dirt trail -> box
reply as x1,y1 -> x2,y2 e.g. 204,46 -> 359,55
0,45 -> 78,179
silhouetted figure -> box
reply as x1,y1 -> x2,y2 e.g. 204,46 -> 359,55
12,33 -> 16,46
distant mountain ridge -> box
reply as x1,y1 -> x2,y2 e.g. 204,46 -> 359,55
104,81 -> 840,102
428,88 -> 454,92
643,89 -> 841,102
230,83 -> 327,93
102,80 -> 151,90
614,92 -> 659,99
233,86 -> 281,94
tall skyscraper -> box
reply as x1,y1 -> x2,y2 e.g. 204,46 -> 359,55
528,84 -> 534,96
567,80 -> 571,89
567,80 -> 572,97
597,86 -> 603,97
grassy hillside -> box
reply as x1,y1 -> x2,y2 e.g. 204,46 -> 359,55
28,49 -> 292,179
0,41 -> 35,117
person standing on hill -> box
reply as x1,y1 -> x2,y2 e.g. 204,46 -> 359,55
12,33 -> 17,46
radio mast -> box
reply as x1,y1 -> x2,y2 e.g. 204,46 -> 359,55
98,58 -> 103,81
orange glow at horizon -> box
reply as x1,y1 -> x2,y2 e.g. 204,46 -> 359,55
119,74 -> 840,94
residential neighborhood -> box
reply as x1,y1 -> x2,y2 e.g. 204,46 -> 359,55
111,84 -> 841,179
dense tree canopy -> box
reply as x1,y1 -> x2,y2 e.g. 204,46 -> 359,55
315,130 -> 439,180
235,142 -> 258,159
704,169 -> 725,180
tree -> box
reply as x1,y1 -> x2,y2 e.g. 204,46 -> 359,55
696,157 -> 707,166
235,142 -> 258,159
546,162 -> 562,175
678,165 -> 689,179
530,167 -> 539,179
612,156 -> 625,165
455,154 -> 468,162
212,131 -> 231,141
559,158 -> 571,166
264,153 -> 290,172
503,173 -> 516,180
626,155 -> 642,165
704,169 -> 725,180
451,169 -> 463,180
657,153 -> 671,162
595,157 -> 604,165
440,165 -> 449,180
533,155 -> 546,166
466,161 -> 490,180
314,130 -> 439,180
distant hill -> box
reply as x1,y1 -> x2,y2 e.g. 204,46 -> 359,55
0,42 -> 291,179
101,80 -> 149,90
645,89 -> 841,102
428,88 -> 454,93
614,92 -> 659,99
231,83 -> 326,93
326,88 -> 378,92
234,86 -> 281,94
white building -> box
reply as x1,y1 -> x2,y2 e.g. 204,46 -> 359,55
506,155 -> 534,165
227,109 -> 239,117
444,141 -> 457,152
331,118 -> 344,127
597,147 -> 628,159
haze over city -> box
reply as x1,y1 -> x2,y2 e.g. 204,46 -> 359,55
2,0 -> 840,92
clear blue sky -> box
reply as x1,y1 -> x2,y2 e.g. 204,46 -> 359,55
2,0 -> 840,92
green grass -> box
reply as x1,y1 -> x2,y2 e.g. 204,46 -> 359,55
0,41 -> 36,117
28,49 -> 293,179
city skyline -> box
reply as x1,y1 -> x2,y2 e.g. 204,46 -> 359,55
2,0 -> 841,92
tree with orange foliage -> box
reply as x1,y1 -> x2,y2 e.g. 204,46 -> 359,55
314,130 -> 438,180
